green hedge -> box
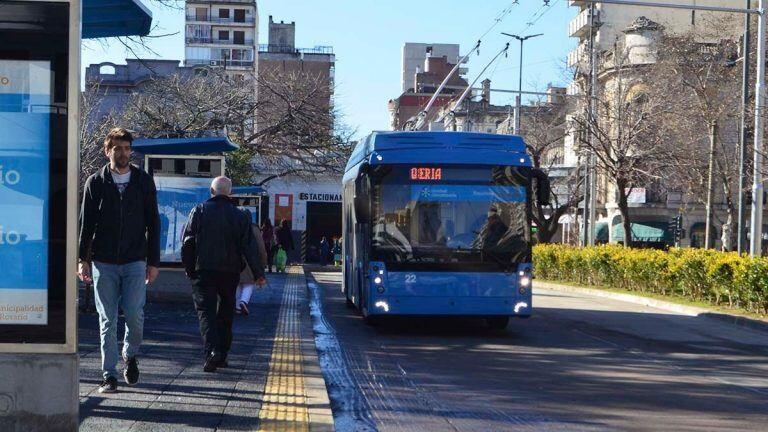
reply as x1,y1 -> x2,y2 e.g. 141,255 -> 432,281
533,244 -> 768,315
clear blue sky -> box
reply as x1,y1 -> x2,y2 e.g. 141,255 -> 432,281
81,0 -> 575,137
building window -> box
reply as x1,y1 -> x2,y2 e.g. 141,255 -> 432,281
188,24 -> 210,39
219,8 -> 230,19
99,64 -> 116,75
234,9 -> 246,23
219,30 -> 229,41
233,31 -> 245,45
195,7 -> 207,21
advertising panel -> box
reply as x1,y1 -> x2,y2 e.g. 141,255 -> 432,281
155,176 -> 212,263
0,60 -> 51,325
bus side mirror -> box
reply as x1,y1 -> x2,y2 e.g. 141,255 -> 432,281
533,169 -> 551,206
354,164 -> 371,223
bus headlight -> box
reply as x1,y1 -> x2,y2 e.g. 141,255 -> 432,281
374,276 -> 382,285
519,276 -> 531,294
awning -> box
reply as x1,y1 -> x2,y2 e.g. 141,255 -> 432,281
596,222 -> 609,243
612,222 -> 670,243
132,137 -> 240,155
233,186 -> 267,195
83,0 -> 152,39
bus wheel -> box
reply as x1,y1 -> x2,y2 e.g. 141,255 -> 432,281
486,316 -> 509,330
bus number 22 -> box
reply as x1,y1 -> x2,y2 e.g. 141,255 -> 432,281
405,274 -> 417,284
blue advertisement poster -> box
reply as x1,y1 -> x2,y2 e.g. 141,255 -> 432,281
0,60 -> 51,325
155,176 -> 212,262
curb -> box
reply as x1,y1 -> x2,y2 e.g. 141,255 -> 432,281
535,280 -> 768,333
298,269 -> 335,432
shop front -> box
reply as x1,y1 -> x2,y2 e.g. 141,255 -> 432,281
261,176 -> 342,263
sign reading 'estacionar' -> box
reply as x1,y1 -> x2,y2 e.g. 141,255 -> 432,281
0,60 -> 51,325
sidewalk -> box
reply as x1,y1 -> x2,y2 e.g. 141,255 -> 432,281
78,267 -> 333,432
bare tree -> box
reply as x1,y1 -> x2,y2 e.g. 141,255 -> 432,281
653,31 -> 742,249
570,44 -> 674,247
79,83 -> 117,193
81,68 -> 353,186
520,97 -> 584,243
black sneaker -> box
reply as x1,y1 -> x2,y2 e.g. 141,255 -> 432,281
217,352 -> 229,368
203,351 -> 221,373
98,376 -> 118,394
123,356 -> 140,385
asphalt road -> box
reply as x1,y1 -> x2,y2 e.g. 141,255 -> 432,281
307,271 -> 768,432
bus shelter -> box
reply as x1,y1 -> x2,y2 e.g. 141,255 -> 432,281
0,1 -> 152,429
134,137 -> 265,264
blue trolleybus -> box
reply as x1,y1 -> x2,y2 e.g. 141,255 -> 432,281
341,131 -> 551,328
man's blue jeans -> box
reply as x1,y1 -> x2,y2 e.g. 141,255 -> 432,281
93,261 -> 147,379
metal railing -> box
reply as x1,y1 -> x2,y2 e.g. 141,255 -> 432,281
186,15 -> 256,24
186,59 -> 254,68
258,44 -> 334,54
186,37 -> 254,45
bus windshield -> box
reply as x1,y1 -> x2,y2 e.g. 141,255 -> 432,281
370,165 -> 531,272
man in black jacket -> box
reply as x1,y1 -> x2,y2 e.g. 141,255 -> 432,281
78,128 -> 161,394
182,176 -> 266,372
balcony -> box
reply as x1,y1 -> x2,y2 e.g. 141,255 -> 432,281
567,43 -> 589,69
187,0 -> 254,3
258,44 -> 334,54
186,37 -> 254,46
569,8 -> 599,38
186,59 -> 254,68
186,15 -> 256,25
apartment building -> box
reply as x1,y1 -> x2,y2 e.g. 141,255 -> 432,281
401,43 -> 461,93
566,0 -> 744,248
388,52 -> 469,131
184,0 -> 259,75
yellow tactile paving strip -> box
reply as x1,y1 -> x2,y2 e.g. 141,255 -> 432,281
258,267 -> 310,432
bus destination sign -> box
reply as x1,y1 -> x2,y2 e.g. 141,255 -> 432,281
410,167 -> 442,181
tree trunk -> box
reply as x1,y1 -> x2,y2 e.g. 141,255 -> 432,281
536,205 -> 570,244
704,121 -> 718,249
617,181 -> 633,247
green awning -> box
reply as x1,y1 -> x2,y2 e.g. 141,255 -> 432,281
596,222 -> 609,242
612,222 -> 670,243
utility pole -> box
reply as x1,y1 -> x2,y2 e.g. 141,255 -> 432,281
501,32 -> 543,135
738,0 -> 751,254
587,0 -> 598,246
750,0 -> 766,256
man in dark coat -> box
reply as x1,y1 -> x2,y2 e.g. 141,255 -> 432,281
182,176 -> 266,372
78,127 -> 160,394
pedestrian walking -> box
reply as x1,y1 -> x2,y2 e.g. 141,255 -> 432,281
319,236 -> 329,266
235,208 -> 268,315
78,127 -> 161,394
261,218 -> 275,273
275,219 -> 294,268
181,177 -> 266,372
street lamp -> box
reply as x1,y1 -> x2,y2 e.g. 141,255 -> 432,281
501,32 -> 543,135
